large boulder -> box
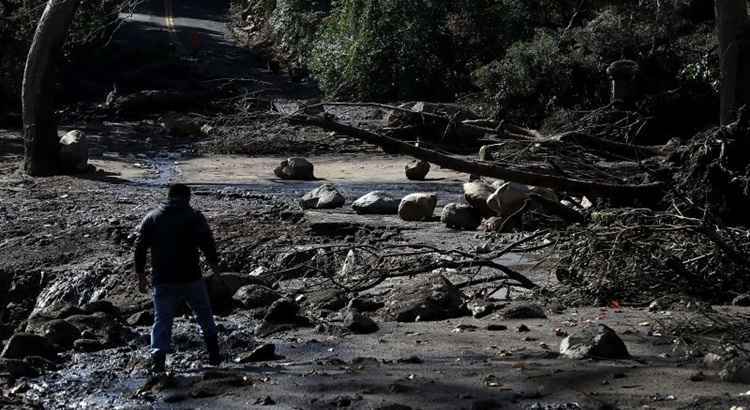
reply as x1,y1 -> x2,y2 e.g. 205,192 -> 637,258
352,191 -> 400,215
440,203 -> 480,230
205,272 -> 261,315
398,193 -> 437,221
42,319 -> 81,350
559,324 -> 630,360
26,302 -> 86,334
487,182 -> 530,218
58,130 -> 88,173
384,274 -> 467,322
1,333 -> 56,360
274,157 -> 315,180
300,184 -> 346,209
463,182 -> 496,217
233,285 -> 281,309
405,160 -> 430,181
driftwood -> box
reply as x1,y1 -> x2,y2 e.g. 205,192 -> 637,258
288,113 -> 665,199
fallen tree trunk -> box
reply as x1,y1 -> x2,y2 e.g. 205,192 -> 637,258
288,113 -> 665,199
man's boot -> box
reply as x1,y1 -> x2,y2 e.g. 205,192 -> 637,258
205,335 -> 222,366
150,351 -> 166,374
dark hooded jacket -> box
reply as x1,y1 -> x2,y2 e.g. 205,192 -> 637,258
134,199 -> 218,285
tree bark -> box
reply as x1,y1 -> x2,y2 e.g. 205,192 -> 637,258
289,113 -> 665,199
22,0 -> 81,176
715,0 -> 749,125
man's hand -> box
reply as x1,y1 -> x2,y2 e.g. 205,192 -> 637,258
137,273 -> 149,294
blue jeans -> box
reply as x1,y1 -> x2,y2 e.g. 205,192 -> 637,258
151,279 -> 217,357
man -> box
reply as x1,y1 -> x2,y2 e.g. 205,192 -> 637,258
135,183 -> 221,372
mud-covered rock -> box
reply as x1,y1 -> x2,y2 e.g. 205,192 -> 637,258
502,303 -> 547,320
559,324 -> 629,360
42,319 -> 81,350
398,193 -> 437,221
405,160 -> 430,181
1,333 -> 56,360
441,203 -> 480,230
59,130 -> 89,173
352,191 -> 400,215
127,310 -> 154,327
274,157 -> 315,180
300,184 -> 346,209
384,274 -> 467,322
232,285 -> 281,309
463,182 -> 495,217
343,310 -> 379,334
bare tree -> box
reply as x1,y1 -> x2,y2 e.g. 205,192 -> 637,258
22,0 -> 81,176
715,0 -> 750,125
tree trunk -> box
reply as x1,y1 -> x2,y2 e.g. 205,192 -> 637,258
22,0 -> 80,176
715,0 -> 749,125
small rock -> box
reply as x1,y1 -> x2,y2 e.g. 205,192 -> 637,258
352,191 -> 400,215
732,294 -> 750,307
486,324 -> 507,331
397,355 -> 423,364
704,353 -> 725,369
127,310 -> 154,327
516,324 -> 530,333
398,193 -> 437,222
347,296 -> 384,312
1,333 -> 56,360
274,157 -> 315,180
502,303 -> 547,320
468,301 -> 496,319
73,338 -> 106,353
689,371 -> 705,382
554,328 -> 569,337
82,300 -> 120,317
441,203 -> 480,230
254,396 -> 276,405
343,310 -> 379,334
405,160 -> 430,180
559,324 -> 630,360
59,130 -> 89,173
300,184 -> 346,209
263,298 -> 300,323
235,344 -> 279,363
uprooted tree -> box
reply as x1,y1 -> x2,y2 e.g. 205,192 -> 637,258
22,0 -> 81,176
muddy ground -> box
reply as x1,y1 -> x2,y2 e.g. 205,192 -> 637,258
1,0 -> 750,409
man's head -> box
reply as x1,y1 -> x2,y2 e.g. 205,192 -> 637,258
168,183 -> 191,202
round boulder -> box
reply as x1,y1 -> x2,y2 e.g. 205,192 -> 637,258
463,182 -> 495,217
352,191 -> 400,215
274,157 -> 315,180
405,160 -> 430,181
398,193 -> 437,222
300,184 -> 346,210
440,203 -> 480,230
559,324 -> 629,360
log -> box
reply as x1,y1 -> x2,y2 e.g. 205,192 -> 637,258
288,113 -> 665,199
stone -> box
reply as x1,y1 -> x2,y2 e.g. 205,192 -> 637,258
263,298 -> 300,323
486,324 -> 507,331
352,191 -> 400,215
83,300 -> 120,317
42,319 -> 81,350
73,338 -> 106,353
732,294 -> 750,307
300,184 -> 346,209
441,203 -> 480,230
26,302 -> 85,333
487,182 -> 530,218
405,160 -> 430,180
127,310 -> 154,327
384,274 -> 467,322
274,157 -> 315,180
559,324 -> 630,360
235,343 -> 279,363
719,359 -> 750,384
205,272 -> 261,315
343,310 -> 379,334
1,333 -> 56,360
65,312 -> 130,346
467,301 -> 496,319
463,182 -> 496,217
502,303 -> 547,320
347,296 -> 384,312
233,285 -> 281,309
58,130 -> 89,173
398,193 -> 437,221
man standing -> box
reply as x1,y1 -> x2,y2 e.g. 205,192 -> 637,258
135,184 -> 222,372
